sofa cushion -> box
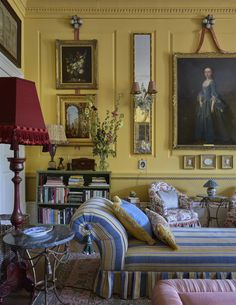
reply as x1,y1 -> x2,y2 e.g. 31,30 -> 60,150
157,190 -> 178,209
145,209 -> 178,250
112,196 -> 155,245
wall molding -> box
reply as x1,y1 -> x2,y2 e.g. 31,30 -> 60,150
25,7 -> 236,18
12,0 -> 26,17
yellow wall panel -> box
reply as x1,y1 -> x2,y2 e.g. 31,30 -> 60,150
23,0 -> 236,202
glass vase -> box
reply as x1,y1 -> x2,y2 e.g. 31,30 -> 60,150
98,153 -> 108,171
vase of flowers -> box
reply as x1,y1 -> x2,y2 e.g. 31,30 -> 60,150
86,96 -> 124,171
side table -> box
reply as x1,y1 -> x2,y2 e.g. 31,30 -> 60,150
0,224 -> 74,305
197,195 -> 231,227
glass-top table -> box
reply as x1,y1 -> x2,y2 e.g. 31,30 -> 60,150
1,224 -> 75,305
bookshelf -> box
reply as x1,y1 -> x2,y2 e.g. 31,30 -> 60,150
36,170 -> 111,225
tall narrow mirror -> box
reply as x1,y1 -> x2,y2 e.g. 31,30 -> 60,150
132,33 -> 153,154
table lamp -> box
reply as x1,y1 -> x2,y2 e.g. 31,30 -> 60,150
203,179 -> 218,197
45,124 -> 67,170
0,77 -> 49,230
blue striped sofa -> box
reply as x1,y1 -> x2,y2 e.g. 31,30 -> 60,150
71,197 -> 236,299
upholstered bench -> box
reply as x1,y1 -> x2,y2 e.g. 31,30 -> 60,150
152,279 -> 236,305
71,197 -> 236,299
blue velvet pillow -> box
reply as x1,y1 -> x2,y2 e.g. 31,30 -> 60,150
112,196 -> 155,245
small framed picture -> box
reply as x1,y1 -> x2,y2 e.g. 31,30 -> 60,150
221,155 -> 233,169
56,39 -> 98,89
183,155 -> 195,169
200,154 -> 216,169
57,94 -> 96,145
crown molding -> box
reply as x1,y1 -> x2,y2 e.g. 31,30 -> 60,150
11,0 -> 26,17
25,7 -> 236,18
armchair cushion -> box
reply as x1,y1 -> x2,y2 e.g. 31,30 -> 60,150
166,209 -> 198,223
157,190 -> 178,209
112,196 -> 155,245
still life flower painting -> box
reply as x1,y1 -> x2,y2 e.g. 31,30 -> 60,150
56,40 -> 98,89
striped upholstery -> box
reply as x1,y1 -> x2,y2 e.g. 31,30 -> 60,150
125,228 -> 236,272
152,279 -> 236,305
71,197 -> 128,271
71,199 -> 236,299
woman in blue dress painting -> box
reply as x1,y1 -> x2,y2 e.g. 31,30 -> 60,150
195,67 -> 230,144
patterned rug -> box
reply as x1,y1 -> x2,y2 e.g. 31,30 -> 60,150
34,252 -> 151,305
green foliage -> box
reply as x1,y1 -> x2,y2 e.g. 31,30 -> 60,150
86,96 -> 124,159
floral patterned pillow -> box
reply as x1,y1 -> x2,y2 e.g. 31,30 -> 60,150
145,208 -> 168,227
145,208 -> 178,250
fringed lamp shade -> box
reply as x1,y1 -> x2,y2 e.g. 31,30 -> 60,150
0,77 -> 49,149
43,124 -> 67,169
0,77 -> 49,230
46,124 -> 67,145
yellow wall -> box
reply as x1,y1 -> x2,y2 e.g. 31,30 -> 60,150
23,0 -> 236,201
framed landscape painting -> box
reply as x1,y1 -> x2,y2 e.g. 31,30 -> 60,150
57,94 -> 96,145
173,53 -> 236,149
56,40 -> 98,89
0,0 -> 21,67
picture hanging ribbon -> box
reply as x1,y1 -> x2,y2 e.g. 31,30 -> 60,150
196,15 -> 226,54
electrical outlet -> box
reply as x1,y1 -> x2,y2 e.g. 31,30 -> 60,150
138,159 -> 147,170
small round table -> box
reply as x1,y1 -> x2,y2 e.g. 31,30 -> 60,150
197,195 -> 231,227
1,225 -> 74,305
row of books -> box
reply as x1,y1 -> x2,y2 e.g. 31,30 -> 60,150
68,175 -> 84,187
38,187 -> 110,204
88,176 -> 110,187
38,207 -> 77,224
84,190 -> 109,200
44,176 -> 64,186
40,176 -> 110,188
39,187 -> 67,204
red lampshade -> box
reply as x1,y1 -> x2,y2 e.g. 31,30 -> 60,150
0,77 -> 49,150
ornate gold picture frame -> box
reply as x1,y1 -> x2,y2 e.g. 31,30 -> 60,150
132,33 -> 153,154
57,94 -> 96,145
173,53 -> 236,149
200,154 -> 216,169
0,0 -> 21,67
56,40 -> 98,89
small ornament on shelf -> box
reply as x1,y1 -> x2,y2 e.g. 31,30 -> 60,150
57,157 -> 65,170
127,191 -> 140,205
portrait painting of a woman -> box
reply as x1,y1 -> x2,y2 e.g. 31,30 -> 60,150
173,54 -> 236,148
195,67 -> 230,144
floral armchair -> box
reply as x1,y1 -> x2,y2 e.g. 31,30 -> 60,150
149,181 -> 200,227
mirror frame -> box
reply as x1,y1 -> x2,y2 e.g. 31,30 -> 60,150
132,33 -> 153,154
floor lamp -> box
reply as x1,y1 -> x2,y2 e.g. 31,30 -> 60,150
0,77 -> 49,302
0,77 -> 49,231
